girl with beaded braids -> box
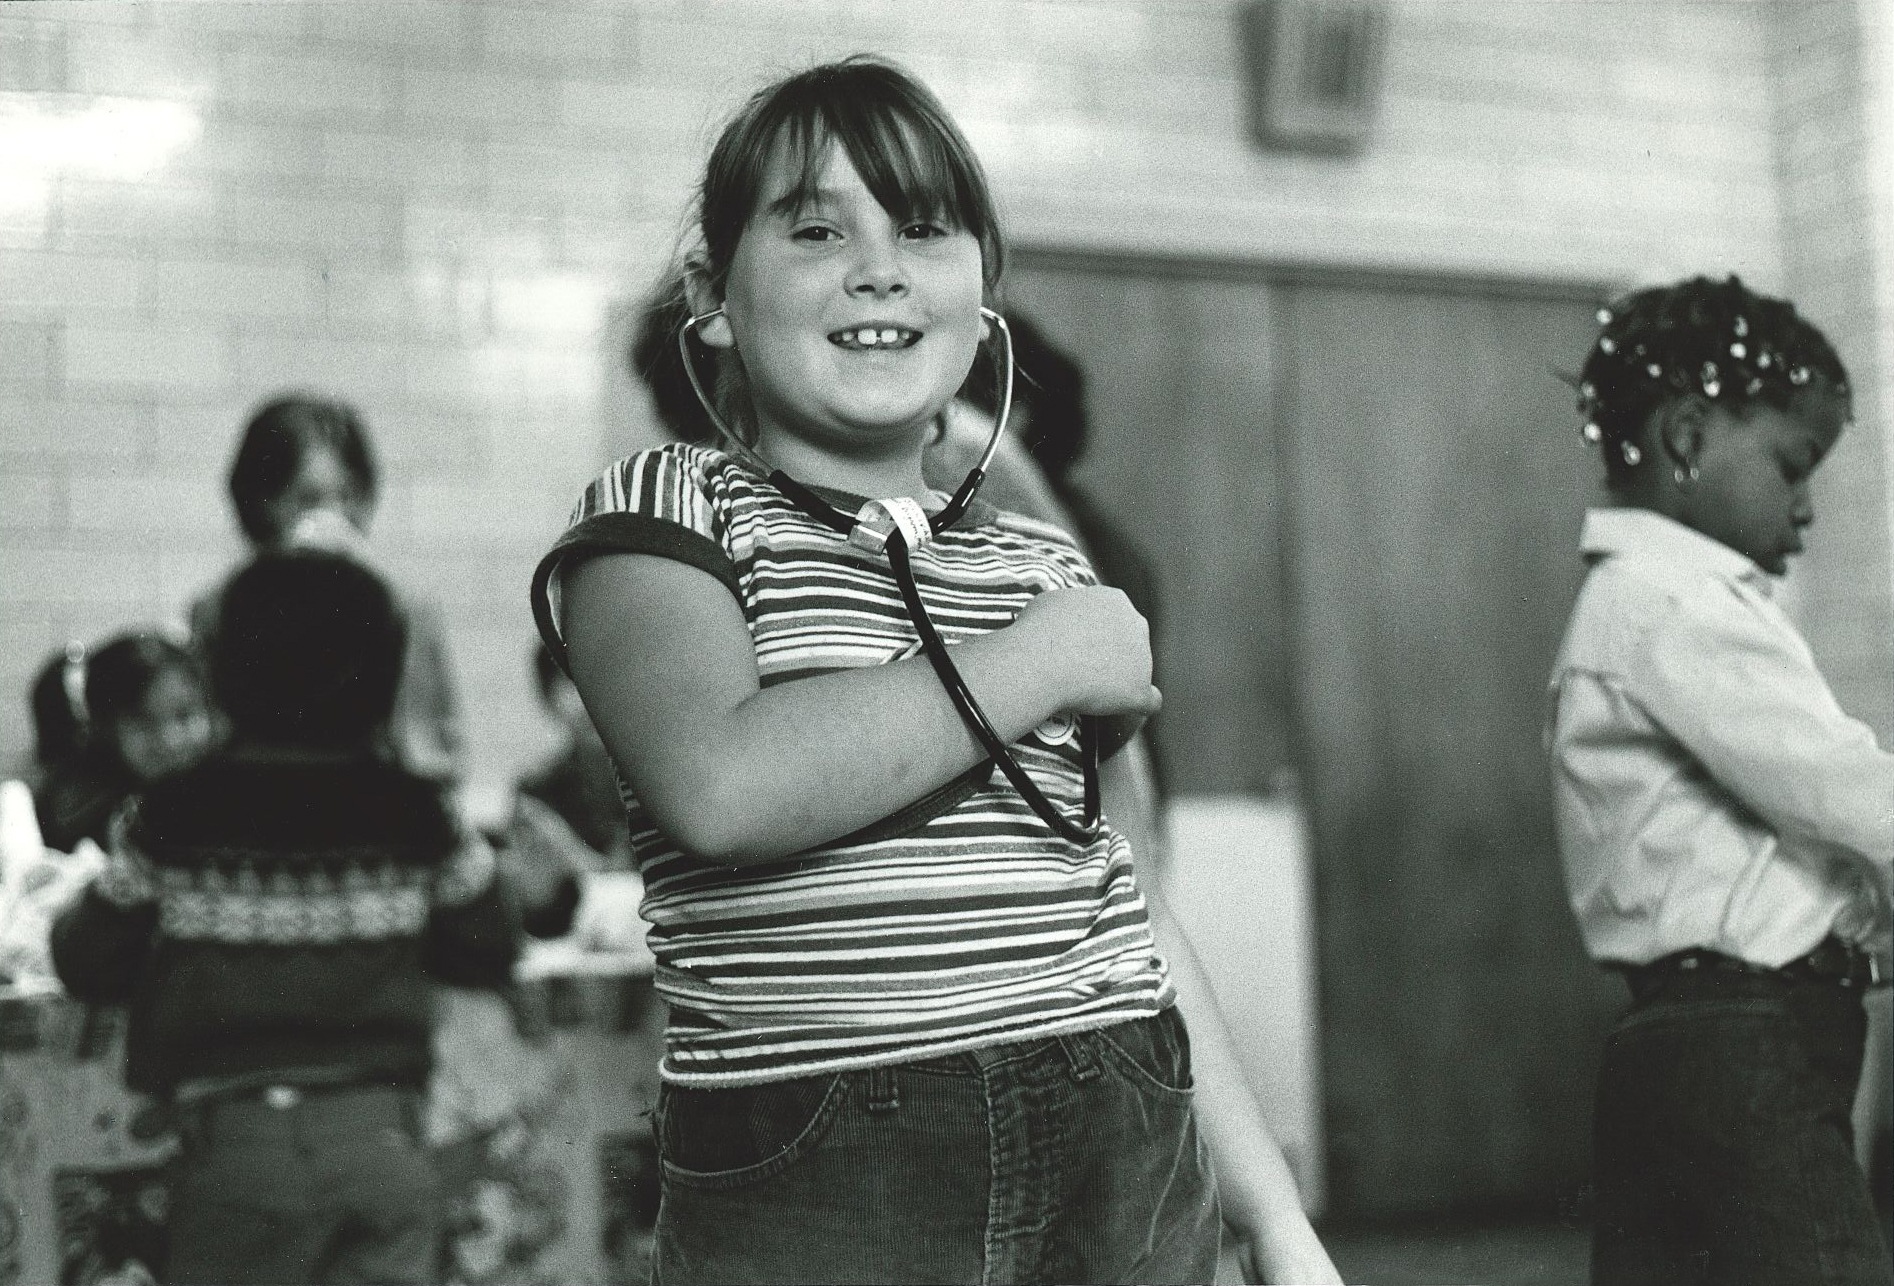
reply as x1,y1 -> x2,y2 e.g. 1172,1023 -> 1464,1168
1547,274 -> 1893,1286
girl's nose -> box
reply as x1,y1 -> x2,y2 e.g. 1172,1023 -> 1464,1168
1791,482 -> 1816,528
846,234 -> 908,297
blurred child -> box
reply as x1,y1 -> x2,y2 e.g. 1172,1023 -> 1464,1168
1547,275 -> 1893,1286
53,548 -> 518,1286
534,56 -> 1335,1285
23,642 -> 89,788
518,642 -> 627,864
33,632 -> 213,854
195,393 -> 463,783
946,310 -> 1171,797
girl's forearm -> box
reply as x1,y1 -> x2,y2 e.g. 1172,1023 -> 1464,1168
1143,875 -> 1341,1283
613,624 -> 1070,866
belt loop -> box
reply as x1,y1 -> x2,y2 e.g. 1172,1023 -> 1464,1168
1057,1033 -> 1101,1082
865,1065 -> 900,1113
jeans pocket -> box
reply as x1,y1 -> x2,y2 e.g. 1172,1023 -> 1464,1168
655,1073 -> 846,1191
1095,1008 -> 1195,1096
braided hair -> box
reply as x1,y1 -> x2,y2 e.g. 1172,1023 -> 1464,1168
1574,275 -> 1849,488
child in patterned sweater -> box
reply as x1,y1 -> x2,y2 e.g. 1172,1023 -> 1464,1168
54,548 -> 517,1286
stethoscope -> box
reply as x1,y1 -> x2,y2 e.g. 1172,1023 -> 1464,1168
678,304 -> 1101,844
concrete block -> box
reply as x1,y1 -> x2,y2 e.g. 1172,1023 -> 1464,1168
63,325 -> 226,392
65,26 -> 218,97
139,256 -> 323,320
225,49 -> 395,121
0,472 -> 63,531
477,4 -> 638,65
314,0 -> 476,50
321,130 -> 482,191
0,252 -> 141,312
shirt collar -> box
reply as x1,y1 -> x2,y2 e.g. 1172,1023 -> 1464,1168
1579,507 -> 1775,597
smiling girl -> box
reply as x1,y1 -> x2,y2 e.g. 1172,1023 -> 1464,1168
1548,275 -> 1893,1286
530,57 -> 1335,1286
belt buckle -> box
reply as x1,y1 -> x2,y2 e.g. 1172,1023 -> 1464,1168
263,1085 -> 303,1110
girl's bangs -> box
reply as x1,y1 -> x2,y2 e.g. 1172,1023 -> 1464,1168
762,88 -> 996,274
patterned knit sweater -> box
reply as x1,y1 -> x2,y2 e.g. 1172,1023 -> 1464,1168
51,749 -> 518,1097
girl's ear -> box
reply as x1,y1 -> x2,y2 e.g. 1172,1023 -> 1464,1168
1655,396 -> 1709,472
683,267 -> 736,349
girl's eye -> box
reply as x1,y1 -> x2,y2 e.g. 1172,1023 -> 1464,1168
791,225 -> 840,242
901,221 -> 950,240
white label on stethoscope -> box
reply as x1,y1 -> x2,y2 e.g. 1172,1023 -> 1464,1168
855,497 -> 933,552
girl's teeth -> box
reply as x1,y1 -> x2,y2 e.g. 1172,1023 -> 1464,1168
833,328 -> 914,348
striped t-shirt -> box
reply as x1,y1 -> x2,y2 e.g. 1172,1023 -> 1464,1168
531,442 -> 1173,1086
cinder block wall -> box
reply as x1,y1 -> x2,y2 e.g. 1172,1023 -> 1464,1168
2,0 -> 1885,790
1772,0 -> 1894,741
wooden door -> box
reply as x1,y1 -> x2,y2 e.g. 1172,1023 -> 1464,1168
1278,280 -> 1623,1215
1009,254 -> 1623,1218
1004,269 -> 1294,794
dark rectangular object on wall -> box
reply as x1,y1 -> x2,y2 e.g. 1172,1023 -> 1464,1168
1239,0 -> 1389,154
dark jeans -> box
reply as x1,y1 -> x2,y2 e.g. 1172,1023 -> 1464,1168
650,1008 -> 1221,1285
165,1084 -> 440,1286
1592,966 -> 1893,1286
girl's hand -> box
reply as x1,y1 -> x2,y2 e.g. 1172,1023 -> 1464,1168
1230,1216 -> 1345,1285
287,507 -> 375,566
1012,586 -> 1161,718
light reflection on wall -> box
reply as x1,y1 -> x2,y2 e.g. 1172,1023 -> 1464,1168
0,94 -> 201,223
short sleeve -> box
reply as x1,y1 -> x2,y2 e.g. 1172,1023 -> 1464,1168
530,446 -> 743,675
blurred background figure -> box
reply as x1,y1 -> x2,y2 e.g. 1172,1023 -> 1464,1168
948,310 -> 1170,793
967,311 -> 1163,639
52,547 -> 518,1286
628,286 -> 716,447
31,632 -> 215,855
23,643 -> 89,795
193,394 -> 464,785
517,643 -> 629,867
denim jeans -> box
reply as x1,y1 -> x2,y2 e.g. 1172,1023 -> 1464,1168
1591,966 -> 1893,1286
165,1084 -> 439,1286
649,1008 -> 1221,1285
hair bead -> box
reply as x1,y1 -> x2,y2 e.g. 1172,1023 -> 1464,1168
1619,441 -> 1642,466
1582,422 -> 1604,443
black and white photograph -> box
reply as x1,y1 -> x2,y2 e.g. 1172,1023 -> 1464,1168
0,2 -> 1889,1283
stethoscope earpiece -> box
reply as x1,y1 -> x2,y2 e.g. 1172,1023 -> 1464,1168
675,300 -> 1100,843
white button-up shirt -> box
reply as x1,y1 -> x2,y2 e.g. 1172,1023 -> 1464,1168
1546,508 -> 1893,968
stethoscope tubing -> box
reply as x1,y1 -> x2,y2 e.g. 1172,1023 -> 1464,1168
676,304 -> 1103,844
